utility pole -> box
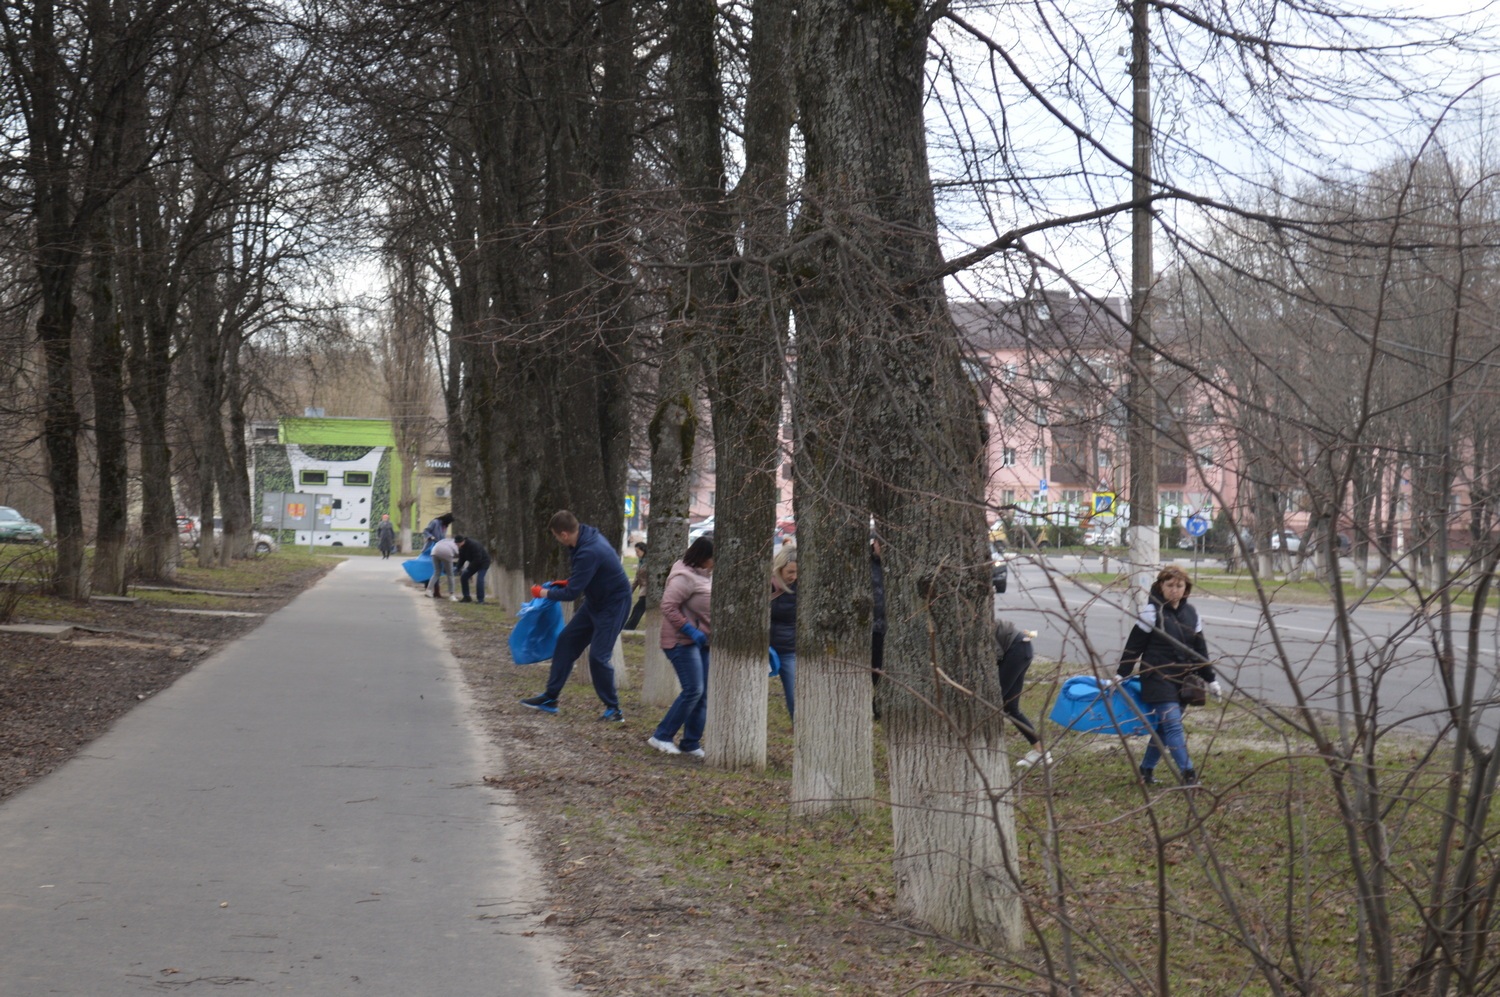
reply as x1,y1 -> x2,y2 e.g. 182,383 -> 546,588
1127,0 -> 1160,600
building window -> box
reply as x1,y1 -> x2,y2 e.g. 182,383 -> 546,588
1032,448 -> 1046,468
1001,489 -> 1016,507
1001,447 -> 1017,467
1097,450 -> 1111,467
1197,446 -> 1214,465
1060,489 -> 1085,506
1035,406 -> 1049,426
1161,490 -> 1184,509
1003,362 -> 1017,382
1004,406 -> 1017,426
344,471 -> 372,486
299,470 -> 328,487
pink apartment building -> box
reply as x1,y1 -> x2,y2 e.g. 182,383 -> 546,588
681,290 -> 1240,541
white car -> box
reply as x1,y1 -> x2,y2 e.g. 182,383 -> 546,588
185,517 -> 279,555
1268,530 -> 1303,553
688,517 -> 715,541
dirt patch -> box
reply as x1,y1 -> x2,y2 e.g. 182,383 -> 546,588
440,604 -> 998,997
0,562 -> 332,802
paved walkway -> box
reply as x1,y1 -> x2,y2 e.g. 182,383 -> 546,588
0,557 -> 565,995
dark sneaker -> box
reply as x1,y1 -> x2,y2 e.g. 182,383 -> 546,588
598,708 -> 624,723
459,597 -> 473,603
520,694 -> 558,714
1181,769 -> 1198,786
1139,766 -> 1156,786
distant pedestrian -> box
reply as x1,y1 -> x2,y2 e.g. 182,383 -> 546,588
429,537 -> 458,599
454,536 -> 490,604
519,511 -> 632,721
1105,565 -> 1221,786
769,542 -> 797,721
376,514 -> 397,559
648,537 -> 713,758
996,618 -> 1046,769
422,512 -> 453,554
624,542 -> 648,630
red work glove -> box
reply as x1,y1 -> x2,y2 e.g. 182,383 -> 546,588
530,584 -> 546,599
552,579 -> 567,587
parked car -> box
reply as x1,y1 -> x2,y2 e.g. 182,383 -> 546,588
184,517 -> 278,555
991,543 -> 1013,593
1268,529 -> 1303,554
0,507 -> 44,542
688,516 -> 715,541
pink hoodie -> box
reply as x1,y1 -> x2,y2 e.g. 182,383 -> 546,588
659,559 -> 712,650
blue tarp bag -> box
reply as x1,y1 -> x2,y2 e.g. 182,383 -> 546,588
509,597 -> 565,665
402,552 -> 435,584
1048,675 -> 1151,736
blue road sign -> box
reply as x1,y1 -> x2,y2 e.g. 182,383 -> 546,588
1185,514 -> 1209,537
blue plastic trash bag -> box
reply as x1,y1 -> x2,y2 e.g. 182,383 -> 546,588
1048,675 -> 1151,736
768,647 -> 781,677
402,552 -> 435,584
509,596 -> 565,665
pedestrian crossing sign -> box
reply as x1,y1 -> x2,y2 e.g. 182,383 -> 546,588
1092,492 -> 1116,514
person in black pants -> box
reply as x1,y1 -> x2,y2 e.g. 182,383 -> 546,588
454,536 -> 491,604
624,542 -> 648,630
996,618 -> 1047,769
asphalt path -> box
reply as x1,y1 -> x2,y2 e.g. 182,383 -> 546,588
999,554 -> 1500,739
0,556 -> 564,996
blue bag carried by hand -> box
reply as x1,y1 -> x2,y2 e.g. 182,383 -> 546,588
1048,675 -> 1151,736
402,552 -> 435,584
508,596 -> 565,665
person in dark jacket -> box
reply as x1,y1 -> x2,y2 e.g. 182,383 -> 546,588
768,543 -> 798,721
454,535 -> 491,604
1105,565 -> 1222,785
624,542 -> 649,630
996,619 -> 1046,768
519,510 -> 633,721
376,514 -> 396,559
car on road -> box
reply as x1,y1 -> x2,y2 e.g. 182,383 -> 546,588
688,516 -> 715,542
991,543 -> 1013,593
1268,529 -> 1303,554
0,507 -> 44,542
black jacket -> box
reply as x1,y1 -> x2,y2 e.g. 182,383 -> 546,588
456,538 -> 490,572
1116,596 -> 1214,703
769,584 -> 797,654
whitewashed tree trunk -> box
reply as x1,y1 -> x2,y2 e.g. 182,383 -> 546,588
641,608 -> 679,707
707,647 -> 769,771
888,729 -> 1023,947
790,648 -> 873,814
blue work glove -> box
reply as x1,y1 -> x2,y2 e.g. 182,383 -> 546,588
681,624 -> 709,649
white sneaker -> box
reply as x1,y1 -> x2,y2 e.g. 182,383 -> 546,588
684,747 -> 705,758
647,736 -> 681,755
1016,749 -> 1052,770
449,595 -> 460,602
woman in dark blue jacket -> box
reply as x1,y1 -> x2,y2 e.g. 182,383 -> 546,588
768,543 -> 798,721
1109,565 -> 1221,786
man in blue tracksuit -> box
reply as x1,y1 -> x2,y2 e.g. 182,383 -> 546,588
520,510 -> 632,721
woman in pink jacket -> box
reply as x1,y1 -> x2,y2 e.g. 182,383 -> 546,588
648,537 -> 714,758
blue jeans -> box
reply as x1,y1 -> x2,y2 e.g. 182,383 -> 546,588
1142,700 -> 1191,773
655,644 -> 709,752
460,565 -> 487,602
775,649 -> 796,720
543,601 -> 628,710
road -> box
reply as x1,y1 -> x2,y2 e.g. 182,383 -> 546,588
0,557 -> 565,996
1000,553 -> 1500,738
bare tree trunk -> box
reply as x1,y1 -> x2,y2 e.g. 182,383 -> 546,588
89,233 -> 130,595
795,0 -> 1020,945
